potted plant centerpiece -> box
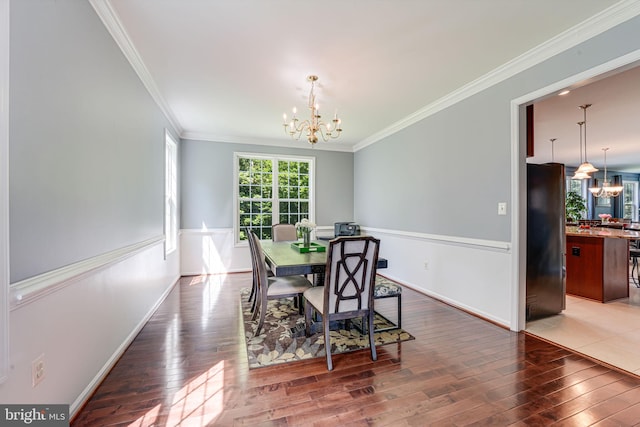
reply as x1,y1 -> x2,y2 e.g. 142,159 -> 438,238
295,218 -> 316,248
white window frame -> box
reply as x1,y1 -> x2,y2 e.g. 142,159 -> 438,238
566,177 -> 587,199
233,152 -> 315,245
623,180 -> 639,222
164,131 -> 178,256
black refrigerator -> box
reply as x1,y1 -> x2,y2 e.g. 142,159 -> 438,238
526,163 -> 566,321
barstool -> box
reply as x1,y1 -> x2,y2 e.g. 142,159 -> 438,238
631,241 -> 640,288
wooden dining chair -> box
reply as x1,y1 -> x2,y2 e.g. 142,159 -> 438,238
249,231 -> 313,336
245,227 -> 272,311
303,236 -> 381,370
272,223 -> 298,241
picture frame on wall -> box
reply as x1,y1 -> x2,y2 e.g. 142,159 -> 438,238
596,196 -> 611,207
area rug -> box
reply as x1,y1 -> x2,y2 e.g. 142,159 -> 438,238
241,284 -> 414,369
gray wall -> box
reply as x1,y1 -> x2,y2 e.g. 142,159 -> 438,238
355,15 -> 640,242
9,0 -> 177,282
180,139 -> 354,229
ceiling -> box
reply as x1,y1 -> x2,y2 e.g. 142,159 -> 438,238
94,0 -> 638,168
528,63 -> 640,173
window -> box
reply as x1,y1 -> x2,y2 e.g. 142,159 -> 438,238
235,153 -> 314,242
165,131 -> 178,255
566,178 -> 584,196
623,181 -> 639,222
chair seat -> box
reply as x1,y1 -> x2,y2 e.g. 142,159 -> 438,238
372,276 -> 402,332
303,286 -> 325,311
268,276 -> 312,297
374,276 -> 402,298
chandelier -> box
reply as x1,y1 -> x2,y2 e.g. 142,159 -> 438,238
282,75 -> 342,145
574,104 -> 598,175
589,148 -> 623,198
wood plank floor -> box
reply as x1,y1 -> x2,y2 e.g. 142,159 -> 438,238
71,273 -> 640,426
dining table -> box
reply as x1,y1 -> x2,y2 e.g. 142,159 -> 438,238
260,239 -> 388,286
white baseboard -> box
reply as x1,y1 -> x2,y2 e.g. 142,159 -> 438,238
70,274 -> 180,416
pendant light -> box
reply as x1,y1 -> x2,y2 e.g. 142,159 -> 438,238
575,104 -> 598,175
571,121 -> 591,179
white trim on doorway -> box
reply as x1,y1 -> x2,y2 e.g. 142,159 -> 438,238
510,48 -> 640,332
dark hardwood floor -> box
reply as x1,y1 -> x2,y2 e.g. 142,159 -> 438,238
71,273 -> 640,426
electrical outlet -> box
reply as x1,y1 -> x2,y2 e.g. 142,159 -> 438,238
32,354 -> 45,387
498,202 -> 507,215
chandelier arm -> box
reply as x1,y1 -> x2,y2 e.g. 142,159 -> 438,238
317,125 -> 329,142
294,119 -> 311,133
286,119 -> 313,140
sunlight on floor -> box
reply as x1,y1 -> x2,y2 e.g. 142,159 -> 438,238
128,404 -> 161,427
127,361 -> 226,427
166,361 -> 225,426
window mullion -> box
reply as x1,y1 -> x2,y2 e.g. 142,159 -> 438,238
272,158 -> 279,225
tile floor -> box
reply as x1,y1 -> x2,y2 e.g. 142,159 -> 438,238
526,261 -> 640,376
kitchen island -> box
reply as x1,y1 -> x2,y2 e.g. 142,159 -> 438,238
565,226 -> 640,302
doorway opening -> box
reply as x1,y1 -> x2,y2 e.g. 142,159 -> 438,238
514,52 -> 640,375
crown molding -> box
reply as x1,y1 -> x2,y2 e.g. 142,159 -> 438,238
89,0 -> 183,137
91,0 -> 640,153
181,131 -> 356,152
354,0 -> 640,152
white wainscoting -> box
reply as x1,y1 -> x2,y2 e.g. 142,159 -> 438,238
181,226 -> 514,328
180,228 -> 250,276
367,228 -> 513,328
0,238 -> 180,417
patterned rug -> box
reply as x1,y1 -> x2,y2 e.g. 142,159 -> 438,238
241,285 -> 414,369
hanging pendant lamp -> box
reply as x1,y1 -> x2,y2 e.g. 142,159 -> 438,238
575,104 -> 598,175
571,121 -> 591,179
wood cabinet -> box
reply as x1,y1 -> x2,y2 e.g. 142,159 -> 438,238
566,234 -> 628,302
